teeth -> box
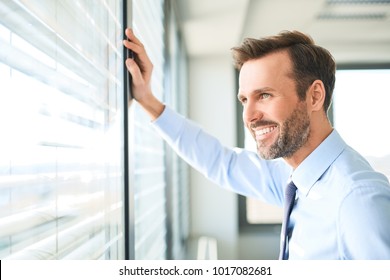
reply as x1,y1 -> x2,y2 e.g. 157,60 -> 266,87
255,126 -> 276,136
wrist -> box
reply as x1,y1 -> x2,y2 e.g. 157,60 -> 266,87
137,93 -> 165,121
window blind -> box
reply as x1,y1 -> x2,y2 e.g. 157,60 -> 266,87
131,0 -> 167,260
0,0 -> 125,259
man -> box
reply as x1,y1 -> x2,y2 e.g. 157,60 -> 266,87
123,28 -> 390,259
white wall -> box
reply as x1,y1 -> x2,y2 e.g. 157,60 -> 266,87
188,55 -> 238,259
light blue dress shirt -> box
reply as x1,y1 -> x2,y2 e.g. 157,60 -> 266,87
152,106 -> 390,259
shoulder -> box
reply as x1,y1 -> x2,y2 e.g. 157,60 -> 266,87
327,143 -> 390,214
336,145 -> 389,189
335,145 -> 390,232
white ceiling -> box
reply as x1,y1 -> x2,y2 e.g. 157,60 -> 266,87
174,0 -> 390,64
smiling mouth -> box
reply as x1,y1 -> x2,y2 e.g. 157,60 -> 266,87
254,126 -> 277,137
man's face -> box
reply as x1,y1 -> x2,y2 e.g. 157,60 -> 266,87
238,51 -> 310,160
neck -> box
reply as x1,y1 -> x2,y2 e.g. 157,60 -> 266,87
284,118 -> 333,169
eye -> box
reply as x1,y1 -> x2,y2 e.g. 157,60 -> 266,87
260,93 -> 271,99
238,96 -> 247,105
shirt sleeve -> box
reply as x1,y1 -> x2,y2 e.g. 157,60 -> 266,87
338,181 -> 390,259
151,106 -> 291,206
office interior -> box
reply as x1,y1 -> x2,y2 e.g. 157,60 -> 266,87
1,0 -> 389,260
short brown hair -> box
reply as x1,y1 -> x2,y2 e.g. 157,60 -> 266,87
231,31 -> 336,113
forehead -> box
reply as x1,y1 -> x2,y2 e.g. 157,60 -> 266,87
238,50 -> 294,93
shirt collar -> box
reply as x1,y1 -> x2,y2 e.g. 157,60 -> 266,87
291,129 -> 346,196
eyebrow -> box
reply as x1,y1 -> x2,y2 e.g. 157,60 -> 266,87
237,87 -> 275,100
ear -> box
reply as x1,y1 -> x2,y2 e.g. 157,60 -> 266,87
307,80 -> 326,112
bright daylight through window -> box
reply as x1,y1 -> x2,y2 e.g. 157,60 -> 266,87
333,69 -> 390,180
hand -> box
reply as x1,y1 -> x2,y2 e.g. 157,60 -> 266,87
123,28 -> 164,119
123,28 -> 153,102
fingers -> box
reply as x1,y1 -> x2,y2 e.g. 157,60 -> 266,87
123,28 -> 152,66
125,28 -> 141,45
123,27 -> 154,91
123,39 -> 143,55
123,28 -> 144,54
125,58 -> 142,85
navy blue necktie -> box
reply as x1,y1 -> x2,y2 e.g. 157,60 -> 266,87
279,181 -> 297,260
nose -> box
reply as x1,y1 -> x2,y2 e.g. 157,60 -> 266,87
243,100 -> 263,126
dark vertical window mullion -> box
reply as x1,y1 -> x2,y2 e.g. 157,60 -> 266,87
122,0 -> 134,260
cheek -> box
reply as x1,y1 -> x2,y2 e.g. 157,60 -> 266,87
269,102 -> 294,123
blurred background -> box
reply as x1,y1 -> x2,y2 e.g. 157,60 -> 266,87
1,0 -> 389,260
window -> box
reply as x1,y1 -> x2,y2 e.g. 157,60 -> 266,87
130,0 -> 190,260
333,67 -> 390,180
130,0 -> 167,260
0,0 -> 190,260
0,0 -> 125,259
164,2 -> 190,260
